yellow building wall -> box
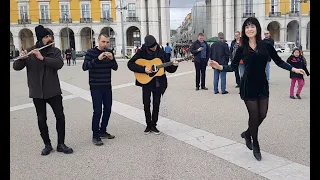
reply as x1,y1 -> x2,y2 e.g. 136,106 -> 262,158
29,0 -> 38,22
112,0 -> 116,21
91,0 -> 101,21
265,0 -> 310,15
70,0 -> 80,22
10,0 -> 18,23
50,0 -> 60,22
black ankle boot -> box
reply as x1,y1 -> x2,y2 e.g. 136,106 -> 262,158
57,144 -> 73,154
41,144 -> 53,156
241,132 -> 253,150
252,143 -> 262,161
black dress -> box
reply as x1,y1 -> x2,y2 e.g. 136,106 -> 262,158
222,41 -> 292,101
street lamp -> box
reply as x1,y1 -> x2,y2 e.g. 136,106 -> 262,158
64,13 -> 70,49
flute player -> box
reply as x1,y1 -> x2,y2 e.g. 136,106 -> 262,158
13,25 -> 73,156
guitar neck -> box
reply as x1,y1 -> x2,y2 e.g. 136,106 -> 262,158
156,58 -> 188,68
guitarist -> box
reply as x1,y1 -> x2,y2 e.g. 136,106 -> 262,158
127,35 -> 179,135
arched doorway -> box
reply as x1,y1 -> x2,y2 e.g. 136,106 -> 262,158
80,27 -> 94,51
306,21 -> 310,50
287,20 -> 299,45
126,26 -> 141,47
19,28 -> 34,50
60,28 -> 75,51
100,27 -> 116,48
267,21 -> 280,41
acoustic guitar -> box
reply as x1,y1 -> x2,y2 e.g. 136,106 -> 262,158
134,56 -> 194,84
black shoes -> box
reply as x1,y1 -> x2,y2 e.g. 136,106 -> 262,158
222,91 -> 229,94
290,96 -> 296,99
144,126 -> 152,134
296,94 -> 301,99
201,87 -> 208,90
196,87 -> 200,91
214,91 -> 219,94
92,137 -> 104,146
100,132 -> 115,139
41,144 -> 53,156
151,126 -> 161,135
252,143 -> 262,161
57,144 -> 73,154
241,132 -> 253,150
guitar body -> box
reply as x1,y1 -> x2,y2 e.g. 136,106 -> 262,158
134,58 -> 165,84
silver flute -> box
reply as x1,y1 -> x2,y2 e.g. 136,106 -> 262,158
13,42 -> 55,61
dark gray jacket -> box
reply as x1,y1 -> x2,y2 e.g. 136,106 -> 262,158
210,40 -> 230,65
13,46 -> 64,99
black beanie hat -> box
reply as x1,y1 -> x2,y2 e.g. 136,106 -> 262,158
35,25 -> 51,41
144,35 -> 157,48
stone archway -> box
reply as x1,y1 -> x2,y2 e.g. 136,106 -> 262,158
60,28 -> 75,51
306,21 -> 310,50
267,21 -> 280,41
19,28 -> 34,50
126,26 -> 141,47
100,27 -> 116,48
80,27 -> 94,51
287,20 -> 299,45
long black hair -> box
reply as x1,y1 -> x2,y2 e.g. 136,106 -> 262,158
241,17 -> 266,55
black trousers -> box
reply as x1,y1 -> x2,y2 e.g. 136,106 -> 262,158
66,58 -> 71,66
142,87 -> 162,127
234,68 -> 240,86
33,95 -> 65,145
194,59 -> 207,88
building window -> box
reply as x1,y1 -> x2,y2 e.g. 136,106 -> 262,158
81,3 -> 91,18
101,3 -> 111,19
291,0 -> 299,12
128,3 -> 136,17
244,0 -> 253,14
39,4 -> 50,19
18,3 -> 29,19
60,3 -> 70,19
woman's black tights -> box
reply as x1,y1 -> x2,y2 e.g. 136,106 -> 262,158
244,98 -> 269,146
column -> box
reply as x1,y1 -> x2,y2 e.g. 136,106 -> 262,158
211,0 -> 218,37
257,0 -> 265,37
280,28 -> 286,42
160,0 -> 168,44
13,35 -> 21,51
53,33 -> 61,50
235,0 -> 242,32
217,0 -> 224,34
148,0 -> 159,42
301,25 -> 307,50
206,0 -> 212,38
140,0 -> 147,41
74,35 -> 81,52
225,0 -> 234,41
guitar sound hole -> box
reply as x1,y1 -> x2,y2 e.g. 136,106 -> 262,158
148,72 -> 156,77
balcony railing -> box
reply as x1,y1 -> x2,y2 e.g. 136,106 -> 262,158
126,17 -> 139,22
80,18 -> 92,23
18,19 -> 31,24
59,18 -> 72,23
242,13 -> 255,18
39,19 -> 52,24
269,12 -> 281,17
100,18 -> 113,23
289,11 -> 299,17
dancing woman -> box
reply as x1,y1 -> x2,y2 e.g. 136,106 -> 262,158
209,17 -> 306,161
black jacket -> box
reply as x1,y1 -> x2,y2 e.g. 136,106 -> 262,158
190,40 -> 210,63
210,40 -> 230,65
127,44 -> 178,94
263,38 -> 274,62
286,55 -> 310,79
13,43 -> 64,99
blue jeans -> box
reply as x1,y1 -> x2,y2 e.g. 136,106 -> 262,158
213,69 -> 227,93
90,89 -> 112,138
265,61 -> 270,81
239,64 -> 245,78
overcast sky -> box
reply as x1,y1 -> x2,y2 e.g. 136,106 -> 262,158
170,0 -> 197,30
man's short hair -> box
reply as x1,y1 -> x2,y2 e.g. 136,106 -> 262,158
235,31 -> 241,34
264,30 -> 270,34
218,32 -> 224,38
98,33 -> 109,39
198,33 -> 204,37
